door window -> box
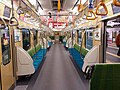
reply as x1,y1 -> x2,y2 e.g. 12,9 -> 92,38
1,26 -> 11,65
22,29 -> 30,51
86,30 -> 93,50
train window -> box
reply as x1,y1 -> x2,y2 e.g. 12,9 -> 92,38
1,26 -> 11,65
14,29 -> 21,42
78,30 -> 82,45
86,30 -> 93,50
22,29 -> 30,51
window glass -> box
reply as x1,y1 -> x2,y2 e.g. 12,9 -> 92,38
86,30 -> 93,50
22,29 -> 30,51
1,26 -> 11,65
14,29 -> 21,42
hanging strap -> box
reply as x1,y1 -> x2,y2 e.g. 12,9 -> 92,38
86,0 -> 96,20
113,0 -> 120,6
86,10 -> 97,20
0,17 -> 7,29
58,0 -> 61,12
95,0 -> 108,16
89,0 -> 93,9
9,0 -> 19,26
78,0 -> 84,12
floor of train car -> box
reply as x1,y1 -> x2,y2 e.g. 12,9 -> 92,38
14,43 -> 89,90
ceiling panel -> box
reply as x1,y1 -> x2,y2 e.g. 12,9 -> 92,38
63,0 -> 78,10
38,0 -> 78,11
38,0 -> 52,10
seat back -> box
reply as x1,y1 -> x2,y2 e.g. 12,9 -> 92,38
90,64 -> 120,90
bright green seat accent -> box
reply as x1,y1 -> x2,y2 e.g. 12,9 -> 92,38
28,48 -> 35,57
35,44 -> 41,53
27,44 -> 41,57
49,36 -> 55,40
74,44 -> 89,56
90,64 -> 120,90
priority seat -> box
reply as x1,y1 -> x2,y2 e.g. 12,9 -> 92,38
68,44 -> 100,75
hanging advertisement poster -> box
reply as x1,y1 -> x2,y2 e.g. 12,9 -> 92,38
3,5 -> 11,18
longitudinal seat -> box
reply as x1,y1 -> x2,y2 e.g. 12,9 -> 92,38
68,44 -> 100,77
68,44 -> 88,70
28,45 -> 47,71
31,48 -> 47,70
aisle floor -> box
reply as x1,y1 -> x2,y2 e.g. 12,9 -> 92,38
19,44 -> 89,90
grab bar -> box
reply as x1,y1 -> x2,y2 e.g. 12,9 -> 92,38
9,0 -> 19,26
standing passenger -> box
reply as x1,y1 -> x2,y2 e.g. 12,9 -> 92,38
116,31 -> 120,56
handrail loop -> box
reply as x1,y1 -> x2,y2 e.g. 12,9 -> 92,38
113,0 -> 120,6
9,0 -> 19,26
86,0 -> 96,20
78,0 -> 84,12
0,17 -> 7,29
86,10 -> 97,20
95,0 -> 108,16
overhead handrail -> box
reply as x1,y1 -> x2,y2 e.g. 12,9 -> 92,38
78,0 -> 84,12
86,0 -> 96,20
0,17 -> 7,29
95,0 -> 108,16
9,0 -> 19,26
113,0 -> 120,6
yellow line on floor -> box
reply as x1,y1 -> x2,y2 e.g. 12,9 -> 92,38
106,52 -> 120,58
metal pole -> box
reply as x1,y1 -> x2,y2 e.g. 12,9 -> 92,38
101,21 -> 107,63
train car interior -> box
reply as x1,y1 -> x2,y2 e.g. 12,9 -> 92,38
0,0 -> 120,90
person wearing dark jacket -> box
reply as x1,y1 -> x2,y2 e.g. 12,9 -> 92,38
116,31 -> 120,56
